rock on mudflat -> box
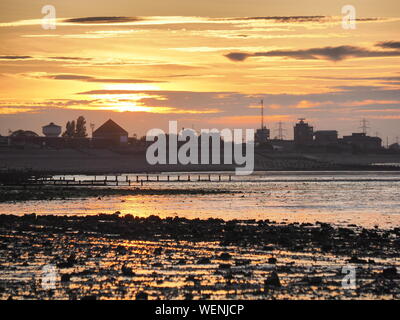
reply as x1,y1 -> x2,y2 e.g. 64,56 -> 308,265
197,257 -> 211,264
302,276 -> 323,286
184,293 -> 194,300
264,271 -> 281,288
136,291 -> 148,300
268,257 -> 277,264
81,295 -> 97,300
348,256 -> 368,264
218,264 -> 231,270
61,274 -> 71,282
382,267 -> 398,279
176,259 -> 186,265
57,254 -> 78,268
121,265 -> 135,277
235,259 -> 251,266
219,252 -> 232,260
116,245 -> 127,255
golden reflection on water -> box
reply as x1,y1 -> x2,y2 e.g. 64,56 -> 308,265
1,172 -> 400,228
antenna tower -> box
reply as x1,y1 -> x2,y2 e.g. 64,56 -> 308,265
359,118 -> 370,134
260,99 -> 264,129
275,122 -> 286,140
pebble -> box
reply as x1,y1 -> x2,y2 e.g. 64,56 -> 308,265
264,271 -> 281,288
136,291 -> 148,300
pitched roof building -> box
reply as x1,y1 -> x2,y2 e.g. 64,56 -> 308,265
93,119 -> 128,145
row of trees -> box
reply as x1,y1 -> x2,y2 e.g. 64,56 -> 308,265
62,116 -> 87,138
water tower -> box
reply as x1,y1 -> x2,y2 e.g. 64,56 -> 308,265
42,122 -> 62,137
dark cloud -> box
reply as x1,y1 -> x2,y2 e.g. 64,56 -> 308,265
0,55 -> 92,62
49,75 -> 92,81
3,86 -> 399,122
49,99 -> 98,107
0,55 -> 33,60
76,90 -> 244,111
43,74 -> 164,83
47,56 -> 92,61
356,18 -> 379,21
225,52 -> 251,62
64,15 -> 327,25
227,16 -> 326,22
302,75 -> 400,87
63,16 -> 142,24
77,90 -> 182,95
225,44 -> 400,62
331,85 -> 387,92
376,41 -> 400,49
304,75 -> 400,82
75,86 -> 400,115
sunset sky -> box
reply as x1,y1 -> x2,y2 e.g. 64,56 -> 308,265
0,0 -> 399,141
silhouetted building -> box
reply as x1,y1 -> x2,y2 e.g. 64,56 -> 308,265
42,122 -> 62,137
389,143 -> 400,151
255,127 -> 270,144
10,130 -> 38,138
93,119 -> 128,146
0,135 -> 8,146
314,130 -> 338,146
342,133 -> 382,150
294,119 -> 313,146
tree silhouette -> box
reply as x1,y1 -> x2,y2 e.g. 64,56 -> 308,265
75,116 -> 88,138
62,120 -> 75,138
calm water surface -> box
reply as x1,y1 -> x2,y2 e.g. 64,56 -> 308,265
2,171 -> 400,228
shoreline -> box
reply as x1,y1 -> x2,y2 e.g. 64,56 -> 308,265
0,186 -> 237,203
2,166 -> 400,177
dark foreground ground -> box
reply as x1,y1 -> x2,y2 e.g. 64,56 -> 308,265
0,214 -> 399,300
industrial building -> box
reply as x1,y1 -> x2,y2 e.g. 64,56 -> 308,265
294,119 -> 314,146
342,133 -> 382,151
314,130 -> 338,146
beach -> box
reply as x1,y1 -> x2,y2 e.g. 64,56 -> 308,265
0,171 -> 399,300
0,213 -> 399,300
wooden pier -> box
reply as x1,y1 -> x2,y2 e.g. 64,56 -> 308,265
22,174 -> 234,187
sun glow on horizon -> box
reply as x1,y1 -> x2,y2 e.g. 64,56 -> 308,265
103,84 -> 161,91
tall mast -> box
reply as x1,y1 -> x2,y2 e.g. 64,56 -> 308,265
261,99 -> 264,129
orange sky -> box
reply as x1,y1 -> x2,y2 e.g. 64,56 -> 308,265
0,0 -> 399,141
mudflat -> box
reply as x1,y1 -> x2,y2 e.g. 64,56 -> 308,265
0,214 -> 398,300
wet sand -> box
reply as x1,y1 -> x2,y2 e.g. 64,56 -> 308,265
0,214 -> 399,300
0,186 -> 236,203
